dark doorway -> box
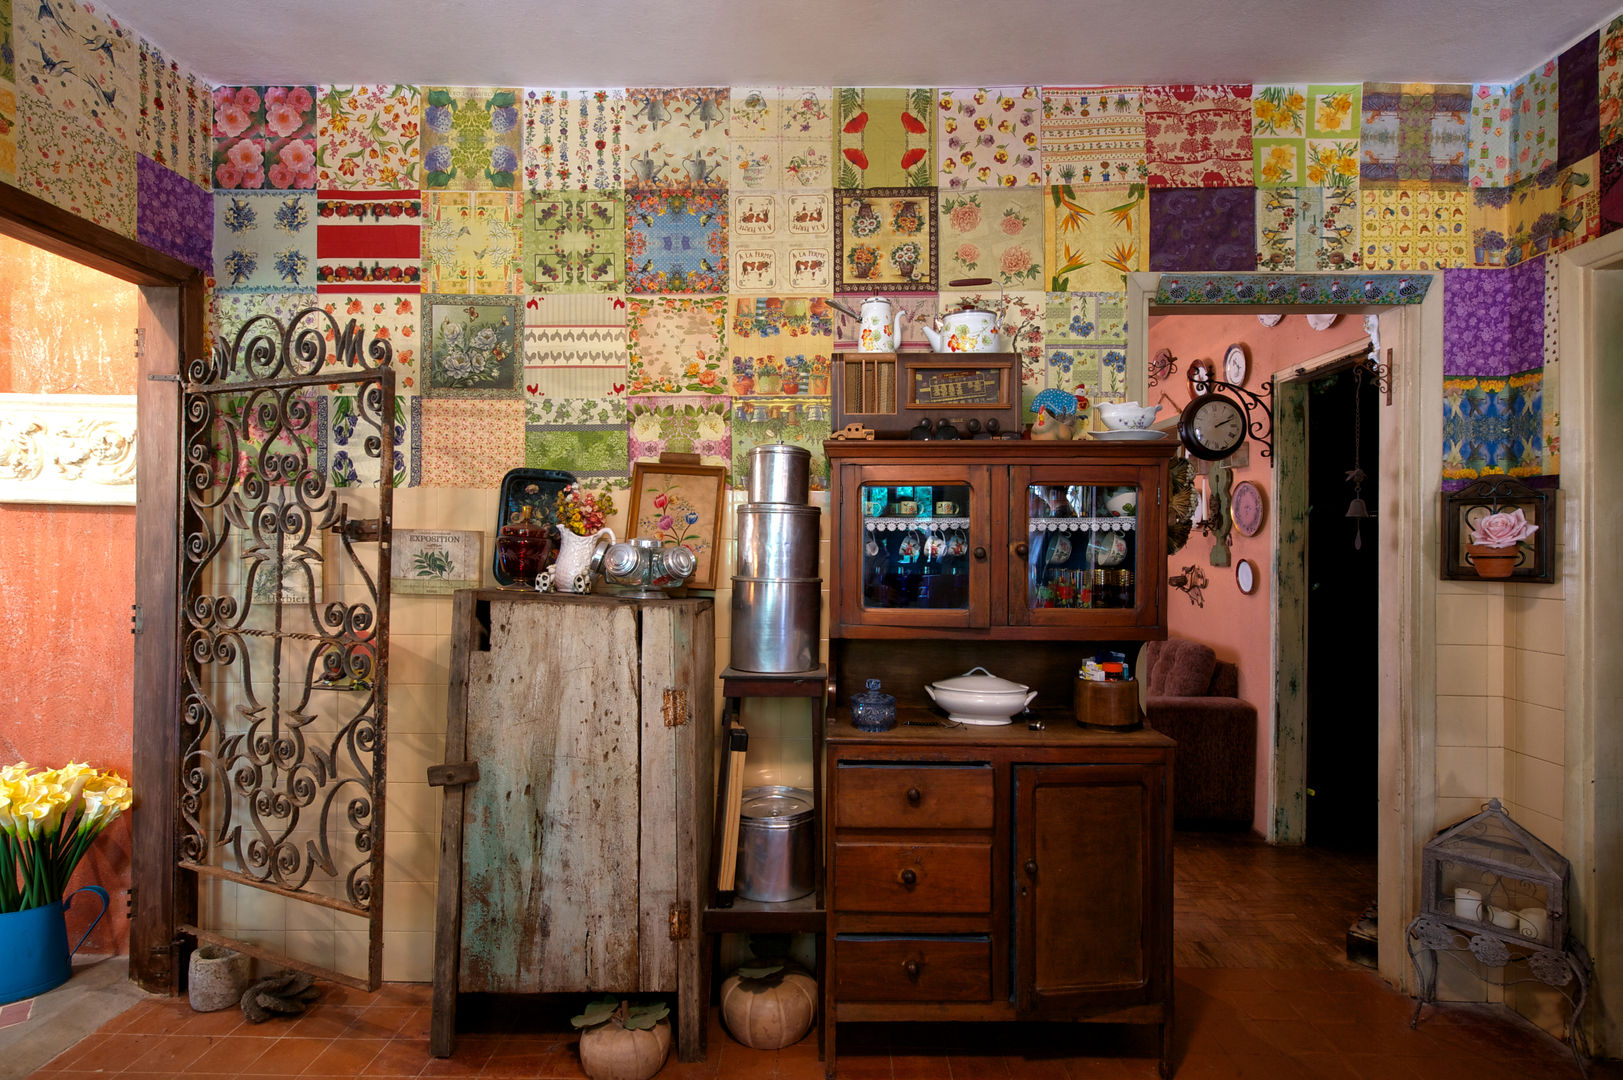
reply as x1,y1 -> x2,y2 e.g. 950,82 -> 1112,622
1304,363 -> 1380,853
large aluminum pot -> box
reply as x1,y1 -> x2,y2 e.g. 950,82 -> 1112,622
747,444 -> 811,505
736,505 -> 821,580
730,577 -> 821,673
736,786 -> 815,902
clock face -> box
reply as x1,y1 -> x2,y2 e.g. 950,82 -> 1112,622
1231,480 -> 1265,536
1224,343 -> 1248,387
1178,394 -> 1246,460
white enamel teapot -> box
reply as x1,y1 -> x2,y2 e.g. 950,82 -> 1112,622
923,284 -> 1006,353
828,297 -> 909,352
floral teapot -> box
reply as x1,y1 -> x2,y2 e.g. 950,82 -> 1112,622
923,291 -> 1006,353
822,296 -> 904,352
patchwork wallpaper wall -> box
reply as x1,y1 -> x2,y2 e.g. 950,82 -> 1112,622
3,0 -> 1618,492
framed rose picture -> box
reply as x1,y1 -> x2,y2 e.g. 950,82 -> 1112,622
627,460 -> 729,590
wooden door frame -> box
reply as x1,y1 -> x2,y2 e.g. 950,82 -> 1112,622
0,183 -> 206,993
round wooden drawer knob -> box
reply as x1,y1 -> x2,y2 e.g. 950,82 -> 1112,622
903,959 -> 921,980
906,787 -> 922,805
900,868 -> 918,888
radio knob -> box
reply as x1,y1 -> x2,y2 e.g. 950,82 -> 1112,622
985,417 -> 1001,435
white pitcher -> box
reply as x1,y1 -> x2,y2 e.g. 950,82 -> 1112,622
858,297 -> 908,352
547,527 -> 614,593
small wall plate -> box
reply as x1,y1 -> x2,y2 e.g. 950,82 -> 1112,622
1231,480 -> 1265,537
1236,558 -> 1257,594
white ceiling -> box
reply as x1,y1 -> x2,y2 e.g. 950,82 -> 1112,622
107,0 -> 1620,89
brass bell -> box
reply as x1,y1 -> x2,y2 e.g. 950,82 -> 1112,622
1345,497 -> 1369,519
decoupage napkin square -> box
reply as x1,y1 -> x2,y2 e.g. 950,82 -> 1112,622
317,84 -> 420,190
137,154 -> 212,273
319,388 -> 421,488
421,87 -> 521,191
1506,65 -> 1558,185
1044,183 -> 1148,291
319,293 -> 422,390
1044,291 -> 1127,407
1472,85 -> 1512,189
1148,187 -> 1257,270
524,88 -> 624,193
1559,32 -> 1600,169
1601,142 -> 1623,238
18,98 -> 134,235
420,398 -> 524,487
626,296 -> 728,395
625,87 -> 728,191
420,293 -> 522,399
1359,83 -> 1471,189
627,395 -> 731,468
422,191 -> 521,294
1360,188 -> 1468,271
730,86 -> 834,191
16,0 -> 136,150
834,188 -> 936,292
215,190 -> 317,292
1257,187 -> 1362,272
729,297 -> 835,398
836,87 -> 935,189
138,39 -> 211,183
523,190 -> 625,293
731,397 -> 833,491
936,87 -> 1042,189
1442,262 -> 1543,377
1040,86 -> 1146,187
210,292 -> 318,366
1144,84 -> 1253,188
729,191 -> 834,295
938,187 -> 1044,289
316,190 -> 421,292
1602,17 -> 1623,149
626,188 -> 728,294
212,85 -> 317,190
523,294 -> 629,483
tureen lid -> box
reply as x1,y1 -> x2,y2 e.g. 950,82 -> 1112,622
929,666 -> 1029,693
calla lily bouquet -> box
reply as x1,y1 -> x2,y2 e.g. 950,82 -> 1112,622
0,763 -> 132,914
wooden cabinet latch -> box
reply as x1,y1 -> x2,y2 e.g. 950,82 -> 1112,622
427,762 -> 480,787
668,902 -> 691,940
662,688 -> 688,727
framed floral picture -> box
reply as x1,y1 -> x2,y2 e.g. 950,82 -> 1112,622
627,460 -> 729,590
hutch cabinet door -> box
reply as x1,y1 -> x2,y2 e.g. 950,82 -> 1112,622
1011,762 -> 1169,1013
1007,465 -> 1165,633
834,463 -> 998,631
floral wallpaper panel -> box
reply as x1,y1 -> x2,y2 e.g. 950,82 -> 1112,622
523,191 -> 625,293
626,296 -> 727,395
419,398 -> 525,487
1358,82 -> 1471,189
315,190 -> 422,291
729,85 -> 833,191
319,390 -> 421,488
1306,85 -> 1361,139
213,85 -> 317,189
627,395 -> 731,469
420,293 -> 521,398
624,87 -> 728,191
835,87 -> 935,189
1043,292 -> 1128,404
1044,183 -> 1149,292
0,82 -> 18,185
730,396 -> 832,491
1472,84 -> 1512,188
1508,64 -> 1558,185
421,86 -> 520,191
1040,86 -> 1146,187
729,191 -> 833,296
319,292 -> 422,391
1143,84 -> 1253,188
137,152 -> 211,272
421,191 -> 522,294
935,86 -> 1042,189
524,88 -> 623,193
1602,16 -> 1623,148
18,99 -> 135,236
834,188 -> 936,292
626,188 -> 727,294
16,0 -> 135,150
214,190 -> 317,292
317,84 -> 420,190
729,296 -> 835,397
138,38 -> 210,180
210,291 -> 318,367
937,187 -> 1044,288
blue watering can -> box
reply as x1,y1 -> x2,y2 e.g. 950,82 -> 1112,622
0,886 -> 110,1005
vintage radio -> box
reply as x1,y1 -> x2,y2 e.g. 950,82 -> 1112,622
831,351 -> 1022,438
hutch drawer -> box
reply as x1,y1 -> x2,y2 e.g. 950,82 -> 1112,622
832,762 -> 994,830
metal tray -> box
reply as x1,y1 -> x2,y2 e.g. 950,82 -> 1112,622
491,467 -> 575,586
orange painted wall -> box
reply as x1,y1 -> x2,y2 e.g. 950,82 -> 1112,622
0,236 -> 138,953
1147,311 -> 1370,836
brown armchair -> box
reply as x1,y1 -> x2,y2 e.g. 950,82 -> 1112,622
1141,638 -> 1257,829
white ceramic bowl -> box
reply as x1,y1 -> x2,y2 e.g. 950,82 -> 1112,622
924,666 -> 1037,726
1097,401 -> 1162,431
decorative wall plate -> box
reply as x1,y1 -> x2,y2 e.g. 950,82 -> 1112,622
1256,313 -> 1283,327
1231,480 -> 1265,537
1236,558 -> 1256,594
1306,313 -> 1339,331
1187,359 -> 1214,396
1224,343 -> 1248,387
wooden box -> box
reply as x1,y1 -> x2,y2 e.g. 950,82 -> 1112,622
1075,678 -> 1143,731
833,352 -> 1021,438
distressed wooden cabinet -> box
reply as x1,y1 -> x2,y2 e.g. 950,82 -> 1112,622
430,591 -> 714,1062
824,721 -> 1174,1077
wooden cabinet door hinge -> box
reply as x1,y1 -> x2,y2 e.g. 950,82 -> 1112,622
668,902 -> 691,940
662,688 -> 688,727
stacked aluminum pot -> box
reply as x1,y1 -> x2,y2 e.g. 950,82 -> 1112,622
731,444 -> 821,673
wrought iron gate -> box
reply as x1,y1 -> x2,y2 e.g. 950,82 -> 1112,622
177,309 -> 393,989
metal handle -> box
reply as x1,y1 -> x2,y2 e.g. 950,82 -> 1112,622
903,959 -> 921,979
1024,859 -> 1037,876
900,868 -> 917,888
973,546 -> 987,561
906,786 -> 921,806
1014,542 -> 1029,559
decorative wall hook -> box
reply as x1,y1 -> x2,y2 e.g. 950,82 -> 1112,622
1169,564 -> 1208,607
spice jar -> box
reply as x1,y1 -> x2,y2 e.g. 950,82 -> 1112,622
850,679 -> 897,732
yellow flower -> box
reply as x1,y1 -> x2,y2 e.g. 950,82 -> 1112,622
1255,100 -> 1276,126
1306,163 -> 1328,184
1287,92 -> 1306,113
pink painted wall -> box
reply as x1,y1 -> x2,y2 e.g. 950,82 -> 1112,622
0,236 -> 138,953
1147,311 -> 1370,836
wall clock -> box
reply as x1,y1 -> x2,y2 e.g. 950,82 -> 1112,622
1177,393 -> 1247,460
1223,343 -> 1249,387
1231,480 -> 1265,537
1236,558 -> 1257,594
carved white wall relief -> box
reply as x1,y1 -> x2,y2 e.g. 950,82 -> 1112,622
0,394 -> 138,505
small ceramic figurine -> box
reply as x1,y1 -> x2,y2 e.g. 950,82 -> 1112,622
1029,387 -> 1083,441
1030,406 -> 1074,441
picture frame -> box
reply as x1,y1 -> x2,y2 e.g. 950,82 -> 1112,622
1441,476 -> 1554,583
392,529 -> 483,595
627,459 -> 729,590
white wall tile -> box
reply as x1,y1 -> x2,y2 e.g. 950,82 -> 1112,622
1509,647 -> 1564,711
1436,695 -> 1487,747
1436,746 -> 1488,800
1435,644 -> 1490,697
1436,593 -> 1488,645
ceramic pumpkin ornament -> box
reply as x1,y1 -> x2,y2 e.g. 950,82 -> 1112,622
720,962 -> 818,1049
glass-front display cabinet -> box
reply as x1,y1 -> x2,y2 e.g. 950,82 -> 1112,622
826,441 -> 1173,640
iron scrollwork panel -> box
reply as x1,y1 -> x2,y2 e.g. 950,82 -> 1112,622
178,308 -> 394,989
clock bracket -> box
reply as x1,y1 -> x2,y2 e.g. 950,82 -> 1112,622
1188,373 -> 1275,459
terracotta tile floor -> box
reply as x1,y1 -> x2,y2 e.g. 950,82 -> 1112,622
27,833 -> 1619,1079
